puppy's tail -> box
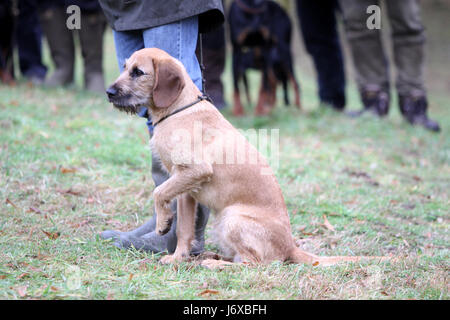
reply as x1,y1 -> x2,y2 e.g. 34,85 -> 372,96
288,247 -> 390,267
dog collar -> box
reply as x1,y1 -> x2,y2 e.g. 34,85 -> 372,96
152,94 -> 211,128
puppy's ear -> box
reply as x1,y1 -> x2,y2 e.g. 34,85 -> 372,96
152,58 -> 185,108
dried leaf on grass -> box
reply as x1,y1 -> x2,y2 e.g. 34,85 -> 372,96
41,230 -> 60,240
57,188 -> 82,196
60,167 -> 77,174
27,207 -> 42,214
17,273 -> 30,280
198,289 -> 219,297
5,198 -> 17,208
322,215 -> 335,231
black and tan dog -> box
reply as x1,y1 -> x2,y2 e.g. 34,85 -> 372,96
228,0 -> 301,116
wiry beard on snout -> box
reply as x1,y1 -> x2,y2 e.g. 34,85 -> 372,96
112,102 -> 142,115
110,94 -> 150,115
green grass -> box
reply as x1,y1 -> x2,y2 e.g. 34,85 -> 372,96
0,33 -> 448,300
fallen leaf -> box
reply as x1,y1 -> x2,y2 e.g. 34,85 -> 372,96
128,274 -> 134,281
5,198 -> 17,208
198,289 -> 219,297
380,291 -> 389,296
0,275 -> 7,279
312,261 -> 320,266
41,230 -> 60,240
17,273 -> 30,280
322,215 -> 335,231
50,286 -> 59,292
16,285 -> 28,297
58,188 -> 81,196
28,207 -> 41,214
69,219 -> 90,229
60,167 -> 77,174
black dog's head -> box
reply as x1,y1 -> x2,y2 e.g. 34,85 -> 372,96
232,0 -> 273,47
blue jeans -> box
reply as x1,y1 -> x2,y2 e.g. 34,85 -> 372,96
113,16 -> 201,134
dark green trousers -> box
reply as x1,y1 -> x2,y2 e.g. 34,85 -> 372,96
339,0 -> 427,97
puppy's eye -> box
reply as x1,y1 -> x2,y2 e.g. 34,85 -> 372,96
131,67 -> 145,77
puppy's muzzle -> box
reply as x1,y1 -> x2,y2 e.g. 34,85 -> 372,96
106,85 -> 142,115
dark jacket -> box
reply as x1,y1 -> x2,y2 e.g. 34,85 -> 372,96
98,0 -> 224,33
39,0 -> 102,12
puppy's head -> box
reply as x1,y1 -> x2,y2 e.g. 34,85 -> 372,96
106,48 -> 186,114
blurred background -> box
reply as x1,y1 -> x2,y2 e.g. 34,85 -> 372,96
3,0 -> 449,108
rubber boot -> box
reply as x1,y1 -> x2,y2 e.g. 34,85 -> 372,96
101,152 -> 210,255
347,84 -> 389,118
78,11 -> 106,94
39,6 -> 74,86
399,94 -> 440,132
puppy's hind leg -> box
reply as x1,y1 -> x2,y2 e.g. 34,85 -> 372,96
214,207 -> 273,264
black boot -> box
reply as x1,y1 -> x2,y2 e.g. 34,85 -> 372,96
399,94 -> 440,132
347,85 -> 389,118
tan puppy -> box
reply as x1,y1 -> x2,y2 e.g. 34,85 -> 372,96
107,48 -> 387,266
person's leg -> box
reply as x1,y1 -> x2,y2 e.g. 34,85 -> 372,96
133,16 -> 208,254
39,4 -> 75,86
102,18 -> 209,255
78,9 -> 106,93
339,0 -> 390,116
0,0 -> 15,84
296,0 -> 345,110
100,30 -> 153,240
16,0 -> 47,83
385,0 -> 439,131
198,25 -> 226,109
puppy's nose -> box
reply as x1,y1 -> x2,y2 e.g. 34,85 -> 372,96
106,86 -> 118,99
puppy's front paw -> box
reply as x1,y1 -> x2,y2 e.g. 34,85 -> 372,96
160,253 -> 186,265
156,215 -> 173,235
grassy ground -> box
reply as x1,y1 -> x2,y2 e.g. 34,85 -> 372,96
0,32 -> 448,300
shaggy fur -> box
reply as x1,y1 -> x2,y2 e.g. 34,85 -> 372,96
106,48 -> 389,267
